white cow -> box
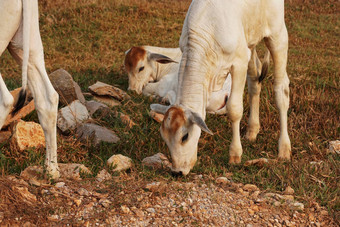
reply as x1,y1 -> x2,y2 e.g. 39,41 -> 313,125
0,0 -> 59,178
151,0 -> 291,175
124,46 -> 233,114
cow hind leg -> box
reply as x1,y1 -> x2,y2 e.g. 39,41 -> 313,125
8,44 -> 60,179
0,74 -> 14,129
246,49 -> 262,141
265,30 -> 291,160
226,56 -> 248,164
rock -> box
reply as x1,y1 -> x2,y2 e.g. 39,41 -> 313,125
55,182 -> 65,188
96,169 -> 112,182
145,182 -> 161,192
120,205 -> 130,214
328,140 -> 340,154
142,153 -> 172,169
216,177 -> 231,185
77,188 -> 90,196
0,130 -> 11,144
21,166 -> 48,185
99,199 -> 112,208
57,100 -> 90,133
288,201 -> 304,211
10,121 -> 45,151
146,208 -> 156,213
89,81 -> 130,101
49,69 -> 85,105
243,184 -> 259,192
107,154 -> 132,171
76,123 -> 120,146
12,186 -> 37,205
149,110 -> 164,123
244,158 -> 276,167
93,95 -> 121,108
58,163 -> 92,180
85,100 -> 110,116
283,186 -> 295,195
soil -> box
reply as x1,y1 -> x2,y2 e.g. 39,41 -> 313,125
0,172 -> 337,226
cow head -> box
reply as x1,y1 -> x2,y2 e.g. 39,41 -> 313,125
151,104 -> 213,175
124,46 -> 177,94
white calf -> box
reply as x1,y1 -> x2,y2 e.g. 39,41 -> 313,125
152,0 -> 291,175
0,0 -> 59,179
124,46 -> 233,114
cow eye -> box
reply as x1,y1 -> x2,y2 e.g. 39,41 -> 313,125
139,66 -> 145,72
181,133 -> 189,143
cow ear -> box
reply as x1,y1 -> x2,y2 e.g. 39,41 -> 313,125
150,104 -> 170,114
188,111 -> 213,135
125,48 -> 132,55
148,53 -> 178,64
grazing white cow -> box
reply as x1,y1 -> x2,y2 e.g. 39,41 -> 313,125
0,0 -> 59,178
124,46 -> 233,114
151,0 -> 291,175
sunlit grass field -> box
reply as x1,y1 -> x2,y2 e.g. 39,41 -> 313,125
0,0 -> 339,220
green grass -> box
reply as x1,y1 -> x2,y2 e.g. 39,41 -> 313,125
0,0 -> 339,221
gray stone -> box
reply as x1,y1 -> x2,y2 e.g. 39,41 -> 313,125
142,153 -> 172,169
85,100 -> 110,116
58,163 -> 92,180
57,100 -> 90,133
89,81 -> 130,101
76,123 -> 120,146
49,69 -> 85,105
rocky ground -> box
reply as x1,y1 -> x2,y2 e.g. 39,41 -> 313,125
0,171 -> 336,226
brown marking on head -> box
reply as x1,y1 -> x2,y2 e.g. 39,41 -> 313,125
124,46 -> 147,73
161,107 -> 186,136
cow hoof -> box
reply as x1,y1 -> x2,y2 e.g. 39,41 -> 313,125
229,156 -> 241,164
46,166 -> 60,179
245,129 -> 259,142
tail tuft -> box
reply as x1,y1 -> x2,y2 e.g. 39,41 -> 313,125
258,61 -> 269,83
11,89 -> 27,116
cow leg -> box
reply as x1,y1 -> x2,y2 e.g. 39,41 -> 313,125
246,49 -> 262,141
8,44 -> 60,179
226,56 -> 248,164
0,73 -> 14,129
265,28 -> 291,160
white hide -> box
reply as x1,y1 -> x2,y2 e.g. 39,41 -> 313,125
0,0 -> 59,178
153,0 -> 291,175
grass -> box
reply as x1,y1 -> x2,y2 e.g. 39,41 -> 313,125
0,0 -> 339,222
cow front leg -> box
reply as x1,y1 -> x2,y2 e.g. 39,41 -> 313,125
226,61 -> 248,164
265,29 -> 291,160
0,73 -> 14,129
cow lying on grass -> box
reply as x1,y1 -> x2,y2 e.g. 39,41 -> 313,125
151,0 -> 290,175
124,46 -> 234,114
0,0 -> 59,178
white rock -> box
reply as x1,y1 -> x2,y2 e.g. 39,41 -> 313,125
96,169 -> 112,182
57,100 -> 89,133
328,140 -> 340,154
55,182 -> 65,188
216,177 -> 230,184
107,154 -> 133,171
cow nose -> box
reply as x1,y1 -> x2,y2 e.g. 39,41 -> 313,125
171,171 -> 183,177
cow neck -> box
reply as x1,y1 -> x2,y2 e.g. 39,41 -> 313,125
176,51 -> 208,119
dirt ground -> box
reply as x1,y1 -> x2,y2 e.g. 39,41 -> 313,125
0,172 -> 337,226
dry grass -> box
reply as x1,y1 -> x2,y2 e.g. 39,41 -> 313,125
0,0 -> 339,222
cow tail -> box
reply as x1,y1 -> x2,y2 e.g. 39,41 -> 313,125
258,49 -> 270,83
12,0 -> 31,115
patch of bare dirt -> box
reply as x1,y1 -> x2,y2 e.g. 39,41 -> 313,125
0,173 -> 337,226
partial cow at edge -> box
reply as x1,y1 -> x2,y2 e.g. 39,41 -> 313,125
0,0 -> 59,178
